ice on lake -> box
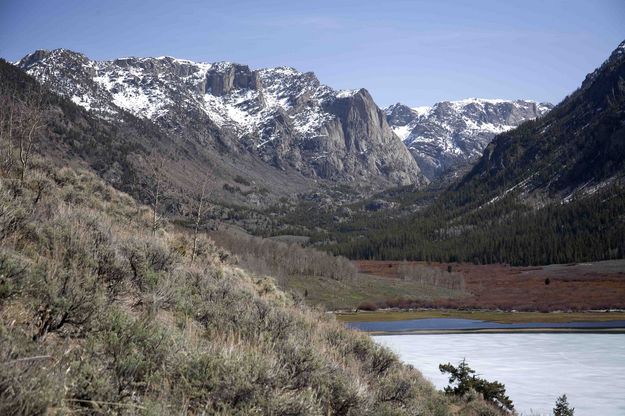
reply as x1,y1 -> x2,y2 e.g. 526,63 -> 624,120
374,333 -> 625,416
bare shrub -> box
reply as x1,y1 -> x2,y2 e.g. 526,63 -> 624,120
28,212 -> 117,339
0,326 -> 63,414
122,236 -> 179,291
0,182 -> 28,243
211,230 -> 357,284
30,264 -> 101,340
357,302 -> 378,311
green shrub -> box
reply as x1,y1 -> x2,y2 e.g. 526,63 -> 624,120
0,251 -> 29,299
96,309 -> 172,399
173,349 -> 276,413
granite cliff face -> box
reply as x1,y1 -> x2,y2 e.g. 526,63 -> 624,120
17,49 -> 423,189
385,99 -> 552,180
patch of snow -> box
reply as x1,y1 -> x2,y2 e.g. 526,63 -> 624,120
336,89 -> 359,98
92,66 -> 171,119
449,98 -> 509,108
70,94 -> 93,111
202,92 -> 263,132
264,66 -> 299,76
537,103 -> 552,114
393,125 -> 413,141
411,105 -> 432,118
256,134 -> 279,149
484,174 -> 536,206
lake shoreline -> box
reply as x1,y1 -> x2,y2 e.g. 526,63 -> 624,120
369,327 -> 625,336
336,309 -> 625,324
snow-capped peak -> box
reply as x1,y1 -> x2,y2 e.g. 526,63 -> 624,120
16,48 -> 424,187
385,98 -> 553,180
336,89 -> 360,98
411,105 -> 432,118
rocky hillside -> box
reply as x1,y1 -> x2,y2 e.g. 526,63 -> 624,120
17,49 -> 422,189
385,99 -> 552,180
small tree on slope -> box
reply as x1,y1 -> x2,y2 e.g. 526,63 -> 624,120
553,394 -> 574,416
439,359 -> 514,412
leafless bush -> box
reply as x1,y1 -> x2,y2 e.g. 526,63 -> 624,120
0,183 -> 28,243
211,230 -> 357,284
122,236 -> 180,292
29,213 -> 110,340
0,82 -> 46,181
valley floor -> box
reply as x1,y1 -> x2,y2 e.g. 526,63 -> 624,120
353,259 -> 625,311
283,271 -> 465,311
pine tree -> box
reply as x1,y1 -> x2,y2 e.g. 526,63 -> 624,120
439,359 -> 514,412
553,394 -> 575,416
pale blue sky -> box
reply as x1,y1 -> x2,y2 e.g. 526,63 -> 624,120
1,0 -> 624,107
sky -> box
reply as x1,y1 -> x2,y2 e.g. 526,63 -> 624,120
1,0 -> 624,107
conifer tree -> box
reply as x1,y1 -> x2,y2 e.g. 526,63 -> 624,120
553,394 -> 574,416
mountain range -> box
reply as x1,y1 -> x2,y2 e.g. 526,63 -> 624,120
15,49 -> 553,199
0,45 -> 514,416
16,49 -> 422,197
5,41 -> 624,251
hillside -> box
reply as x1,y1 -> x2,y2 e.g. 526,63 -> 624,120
0,101 -> 500,414
460,41 -> 625,200
0,58 -> 315,237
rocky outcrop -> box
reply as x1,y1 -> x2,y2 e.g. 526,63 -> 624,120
205,63 -> 260,96
320,89 -> 420,184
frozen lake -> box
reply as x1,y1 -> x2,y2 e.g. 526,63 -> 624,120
374,333 -> 625,416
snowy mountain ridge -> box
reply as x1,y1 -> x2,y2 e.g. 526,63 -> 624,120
18,50 -> 356,140
385,98 -> 553,180
18,48 -> 422,188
